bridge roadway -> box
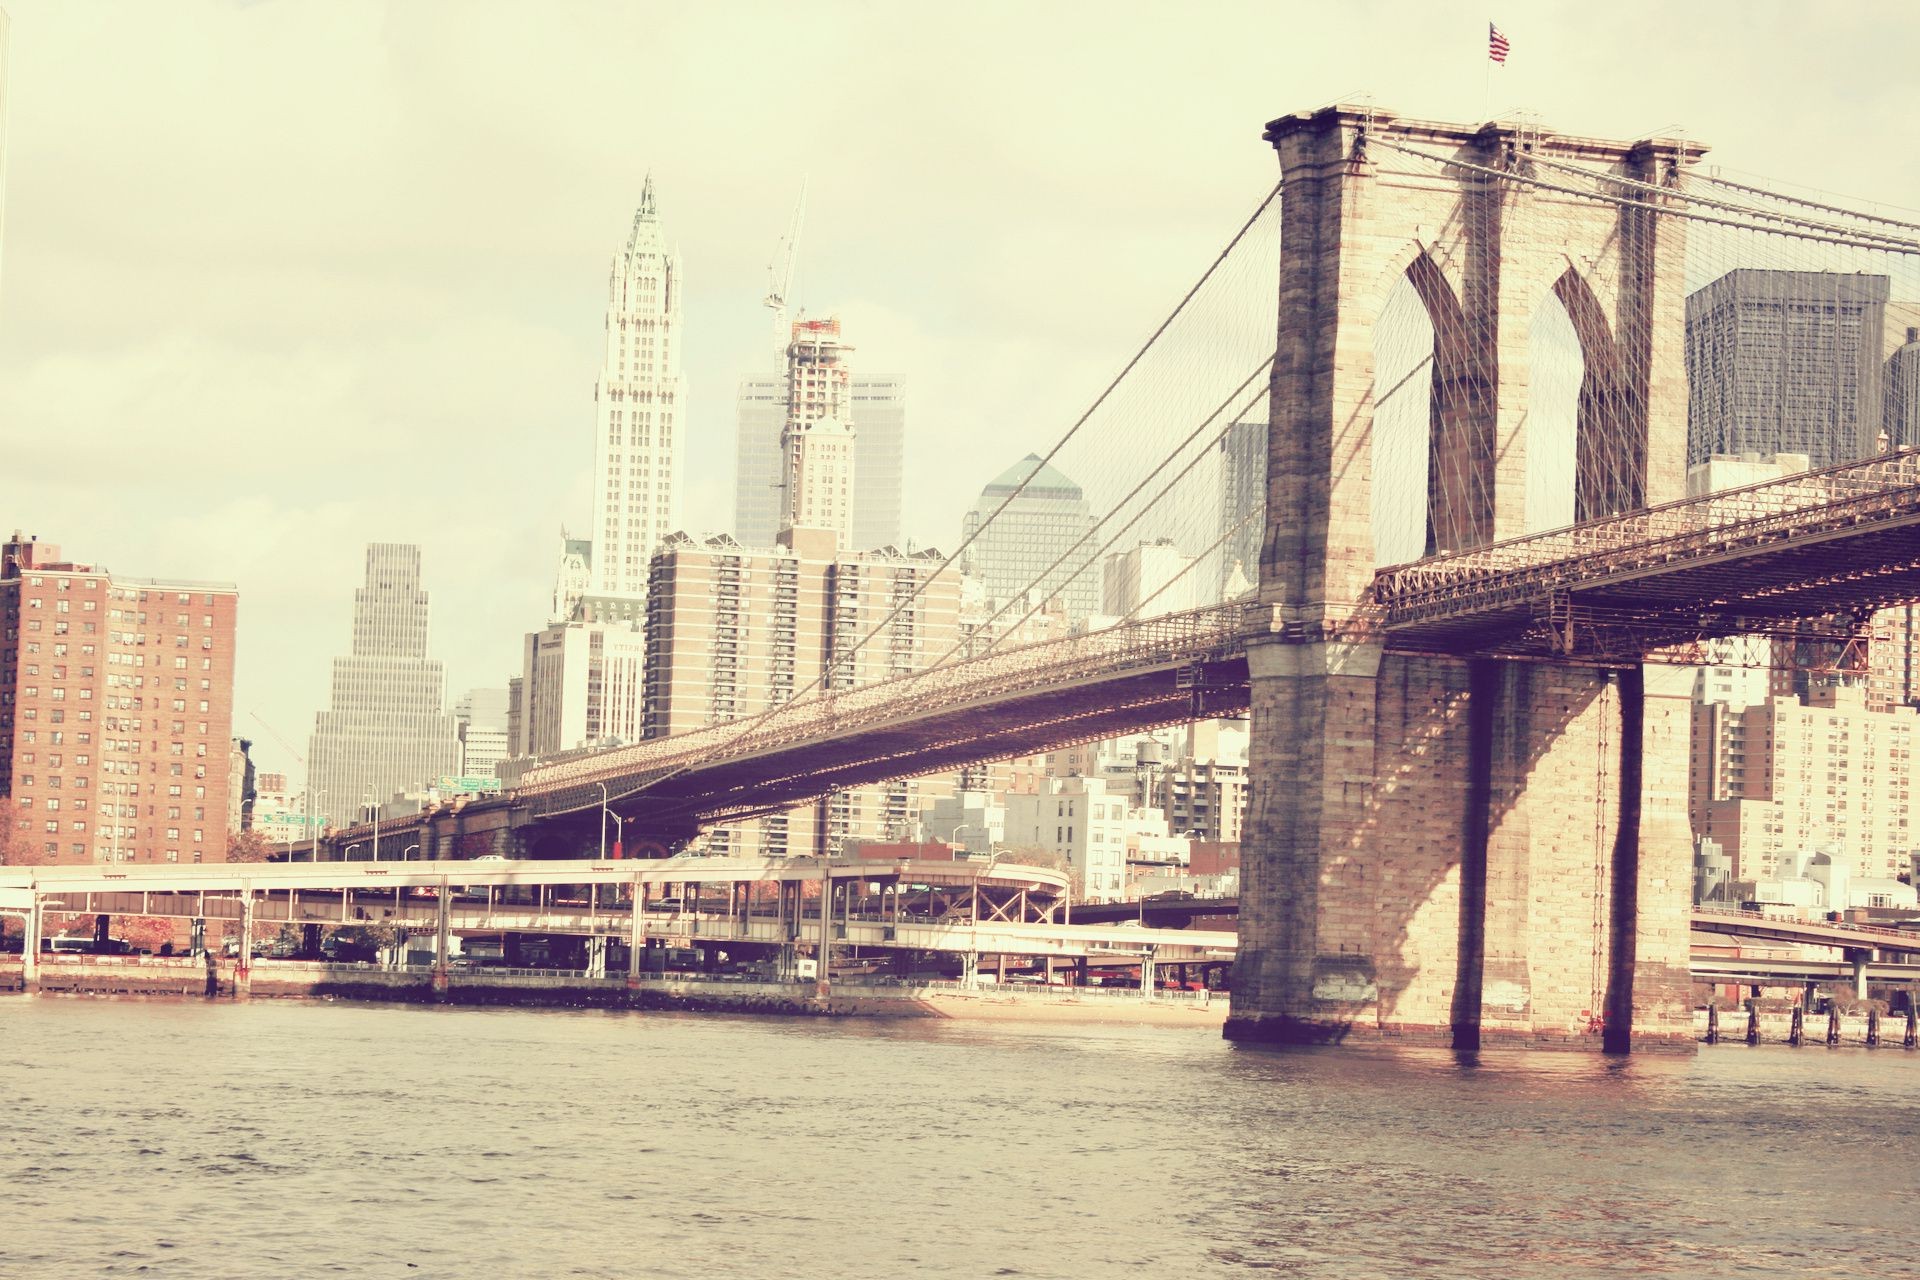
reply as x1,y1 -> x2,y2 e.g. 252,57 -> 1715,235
13,861 -> 1912,993
308,455 -> 1920,859
1375,446 -> 1920,661
493,606 -> 1250,831
0,858 -> 1236,969
1689,907 -> 1920,958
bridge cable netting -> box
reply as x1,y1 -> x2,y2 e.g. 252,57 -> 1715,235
527,130 -> 1920,813
522,181 -> 1286,809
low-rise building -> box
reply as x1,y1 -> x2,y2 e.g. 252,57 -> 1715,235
1003,776 -> 1142,903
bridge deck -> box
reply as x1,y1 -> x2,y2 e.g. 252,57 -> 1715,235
1376,448 -> 1920,658
515,605 -> 1251,823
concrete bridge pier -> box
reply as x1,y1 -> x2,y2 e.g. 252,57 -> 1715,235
431,883 -> 452,996
20,897 -> 40,993
1848,949 -> 1873,1002
233,889 -> 255,1001
627,874 -> 645,990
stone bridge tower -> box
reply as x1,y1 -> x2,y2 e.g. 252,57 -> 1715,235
1228,106 -> 1707,1052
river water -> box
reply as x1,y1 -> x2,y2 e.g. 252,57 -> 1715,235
2,998 -> 1916,1279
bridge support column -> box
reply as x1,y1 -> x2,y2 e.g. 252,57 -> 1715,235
815,865 -> 832,998
585,936 -> 608,980
627,874 -> 644,990
1849,949 -> 1872,1002
234,890 -> 254,1001
21,894 -> 40,992
431,880 -> 451,997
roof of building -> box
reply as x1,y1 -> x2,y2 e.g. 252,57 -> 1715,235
982,453 -> 1083,500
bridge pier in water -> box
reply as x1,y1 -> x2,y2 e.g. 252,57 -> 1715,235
1228,646 -> 1695,1050
1228,105 -> 1703,1052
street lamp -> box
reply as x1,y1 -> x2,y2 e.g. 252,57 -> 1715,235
604,811 -> 625,860
951,824 -> 973,856
596,782 -> 610,861
310,788 -> 327,862
344,842 -> 364,861
403,843 -> 420,862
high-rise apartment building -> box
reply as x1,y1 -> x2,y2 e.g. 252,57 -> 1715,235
0,533 -> 238,866
767,317 -> 862,548
960,454 -> 1101,624
1690,683 -> 1917,883
454,687 -> 511,779
1686,269 -> 1890,468
735,330 -> 905,553
644,533 -> 961,856
307,544 -> 460,822
586,178 -> 684,615
514,620 -> 647,758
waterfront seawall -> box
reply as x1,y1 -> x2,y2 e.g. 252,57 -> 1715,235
0,957 -> 1228,1027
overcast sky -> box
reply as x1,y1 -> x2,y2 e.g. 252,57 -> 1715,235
3,0 -> 1917,787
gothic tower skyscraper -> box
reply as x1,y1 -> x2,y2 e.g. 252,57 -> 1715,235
586,176 -> 685,611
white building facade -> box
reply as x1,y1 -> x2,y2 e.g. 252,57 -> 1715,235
588,177 -> 685,609
514,620 -> 648,759
1003,775 -> 1134,903
735,350 -> 905,552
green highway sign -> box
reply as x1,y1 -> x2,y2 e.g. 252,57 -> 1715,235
438,776 -> 504,794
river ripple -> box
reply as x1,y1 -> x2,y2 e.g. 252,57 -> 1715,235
1,997 -> 1915,1279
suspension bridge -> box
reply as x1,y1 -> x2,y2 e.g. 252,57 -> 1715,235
327,103 -> 1920,1053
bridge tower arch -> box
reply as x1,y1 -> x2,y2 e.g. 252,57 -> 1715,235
1231,106 -> 1704,1052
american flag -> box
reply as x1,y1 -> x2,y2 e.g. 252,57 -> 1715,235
1488,23 -> 1511,63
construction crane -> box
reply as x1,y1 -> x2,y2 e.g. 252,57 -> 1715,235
248,709 -> 305,769
764,182 -> 807,361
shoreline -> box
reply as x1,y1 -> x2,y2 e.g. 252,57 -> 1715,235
0,957 -> 1228,1029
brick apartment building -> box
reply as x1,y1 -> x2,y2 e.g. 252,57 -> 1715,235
0,533 -> 239,866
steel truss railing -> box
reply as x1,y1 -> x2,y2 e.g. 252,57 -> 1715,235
521,603 -> 1249,816
1375,447 -> 1920,627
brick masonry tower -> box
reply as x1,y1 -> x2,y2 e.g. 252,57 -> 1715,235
1226,107 -> 1706,1052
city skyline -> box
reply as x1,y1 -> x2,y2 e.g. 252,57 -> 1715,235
3,2 -> 1918,784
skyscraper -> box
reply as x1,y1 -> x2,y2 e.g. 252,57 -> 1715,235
1888,326 -> 1920,448
734,320 -> 905,553
307,544 -> 460,821
778,318 -> 857,548
586,177 -> 684,613
959,454 -> 1101,624
1686,269 -> 1890,468
1217,414 -> 1266,596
